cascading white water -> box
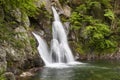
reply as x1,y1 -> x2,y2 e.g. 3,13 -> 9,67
32,6 -> 80,68
51,6 -> 75,63
32,32 -> 52,65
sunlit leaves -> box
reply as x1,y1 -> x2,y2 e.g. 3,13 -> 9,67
104,9 -> 115,20
70,12 -> 82,30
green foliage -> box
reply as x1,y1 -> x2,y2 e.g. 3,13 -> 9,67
0,0 -> 38,16
0,67 -> 5,80
70,0 -> 118,54
104,9 -> 115,20
0,0 -> 41,49
0,22 -> 14,43
99,0 -> 112,8
70,12 -> 82,30
83,23 -> 117,53
29,36 -> 37,53
73,42 -> 84,55
59,0 -> 69,5
0,75 -> 5,80
0,21 -> 27,49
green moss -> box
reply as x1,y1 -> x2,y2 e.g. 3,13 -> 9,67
38,5 -> 52,19
0,22 -> 14,43
7,60 -> 13,69
0,68 -> 6,80
61,15 -> 68,22
0,21 -> 28,50
59,0 -> 69,5
0,0 -> 39,17
74,42 -> 84,55
13,40 -> 25,49
0,75 -> 5,80
29,36 -> 37,54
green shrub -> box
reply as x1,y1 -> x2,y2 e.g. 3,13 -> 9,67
69,0 -> 118,54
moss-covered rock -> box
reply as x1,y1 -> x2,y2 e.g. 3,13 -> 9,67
0,2 -> 44,78
4,72 -> 16,80
0,46 -> 7,75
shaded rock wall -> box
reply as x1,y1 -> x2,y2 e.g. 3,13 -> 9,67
0,1 -> 44,79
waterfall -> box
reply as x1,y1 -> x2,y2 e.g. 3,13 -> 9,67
32,32 -> 52,66
51,6 -> 75,63
32,6 -> 80,67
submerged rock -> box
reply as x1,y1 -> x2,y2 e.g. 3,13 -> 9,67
20,72 -> 33,77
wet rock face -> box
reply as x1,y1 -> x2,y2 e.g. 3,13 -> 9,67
63,5 -> 71,17
64,22 -> 70,35
0,46 -> 7,74
36,0 -> 52,13
5,26 -> 43,74
0,6 -> 43,78
51,0 -> 63,11
51,0 -> 71,17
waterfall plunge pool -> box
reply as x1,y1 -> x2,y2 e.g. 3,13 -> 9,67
18,60 -> 120,80
22,6 -> 120,80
